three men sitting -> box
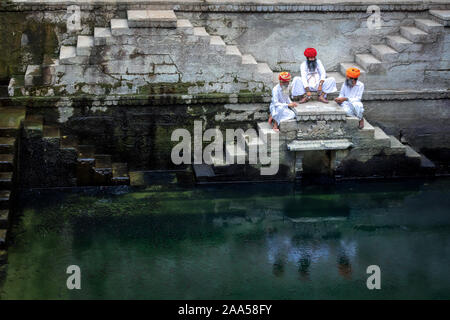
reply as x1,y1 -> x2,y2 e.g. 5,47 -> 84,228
268,49 -> 365,131
291,48 -> 337,104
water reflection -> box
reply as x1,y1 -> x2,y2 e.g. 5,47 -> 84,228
1,179 -> 450,299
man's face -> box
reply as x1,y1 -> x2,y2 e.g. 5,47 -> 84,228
307,57 -> 316,62
346,76 -> 357,87
280,80 -> 290,88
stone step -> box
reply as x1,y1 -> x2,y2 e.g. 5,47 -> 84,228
111,19 -> 131,36
192,164 -> 215,179
404,145 -> 422,160
112,162 -> 130,185
0,209 -> 8,229
0,154 -> 13,172
355,53 -> 383,73
94,154 -> 112,169
0,190 -> 10,210
418,153 -> 436,172
225,141 -> 247,164
429,10 -> 450,27
256,63 -> 273,76
0,172 -> 13,189
414,18 -> 444,33
225,45 -> 242,58
241,54 -> 257,65
257,121 -> 278,149
0,107 -> 26,136
59,46 -> 76,64
127,10 -> 177,28
385,34 -> 423,53
94,27 -> 112,46
193,26 -> 209,37
327,72 -> 345,88
370,44 -> 398,63
77,144 -> 96,160
387,135 -> 407,155
358,118 -> 375,139
60,135 -> 79,149
210,35 -> 226,53
77,36 -> 94,56
400,26 -> 435,43
176,19 -> 194,35
0,229 -> 6,249
339,62 -> 366,79
373,126 -> 391,148
43,125 -> 60,139
0,137 -> 15,153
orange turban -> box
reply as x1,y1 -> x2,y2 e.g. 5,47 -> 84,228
304,48 -> 317,58
279,72 -> 291,82
346,67 -> 361,78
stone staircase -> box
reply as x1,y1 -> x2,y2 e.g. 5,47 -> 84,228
194,102 -> 435,183
0,104 -> 26,250
338,12 -> 447,90
22,114 -> 130,187
27,9 -> 273,95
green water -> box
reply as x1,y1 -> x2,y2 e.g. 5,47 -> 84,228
1,179 -> 450,299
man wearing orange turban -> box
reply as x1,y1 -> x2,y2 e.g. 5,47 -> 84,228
268,72 -> 298,131
291,47 -> 337,104
335,67 -> 365,129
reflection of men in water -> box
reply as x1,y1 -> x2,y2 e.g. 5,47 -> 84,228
273,255 -> 285,277
337,253 -> 352,280
298,255 -> 311,280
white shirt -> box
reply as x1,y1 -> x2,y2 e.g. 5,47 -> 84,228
270,84 -> 292,111
300,59 -> 326,89
338,80 -> 364,104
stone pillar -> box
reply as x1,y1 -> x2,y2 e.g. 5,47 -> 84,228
294,152 -> 304,176
330,149 -> 349,174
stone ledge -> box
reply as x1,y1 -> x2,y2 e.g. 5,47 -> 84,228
2,88 -> 448,108
3,1 -> 450,12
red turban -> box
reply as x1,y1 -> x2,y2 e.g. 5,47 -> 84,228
278,72 -> 291,82
346,67 -> 361,78
304,48 -> 317,58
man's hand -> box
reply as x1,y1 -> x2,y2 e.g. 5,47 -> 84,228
318,81 -> 323,94
288,102 -> 298,108
335,97 -> 346,104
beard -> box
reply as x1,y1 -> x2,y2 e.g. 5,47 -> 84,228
345,78 -> 355,87
306,59 -> 317,72
281,84 -> 290,96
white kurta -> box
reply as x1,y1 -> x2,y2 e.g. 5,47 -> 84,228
269,84 -> 296,124
291,59 -> 337,96
338,80 -> 365,120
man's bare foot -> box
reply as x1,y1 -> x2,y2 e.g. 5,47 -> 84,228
268,115 -> 273,125
318,95 -> 329,103
272,122 -> 279,132
358,118 -> 364,129
299,96 -> 309,104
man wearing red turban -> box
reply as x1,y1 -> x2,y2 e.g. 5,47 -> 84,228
291,47 -> 337,104
335,67 -> 365,129
268,72 -> 298,131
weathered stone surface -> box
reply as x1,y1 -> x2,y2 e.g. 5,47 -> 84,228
111,19 -> 131,36
127,10 -> 177,28
94,27 -> 112,46
76,35 -> 94,56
